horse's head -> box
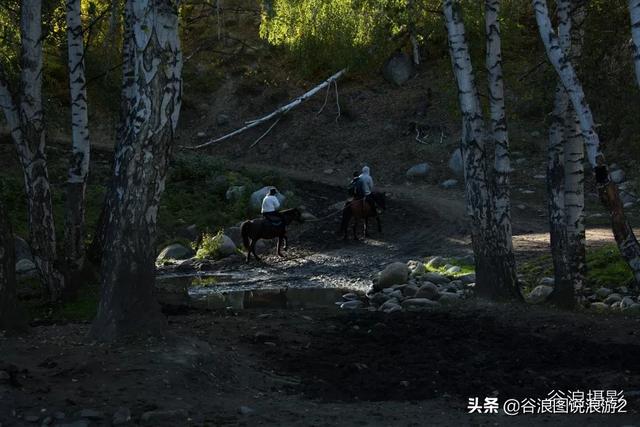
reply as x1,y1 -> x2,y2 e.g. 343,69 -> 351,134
282,208 -> 304,224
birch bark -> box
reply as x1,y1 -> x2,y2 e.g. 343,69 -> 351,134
91,0 -> 183,341
443,0 -> 520,300
64,0 -> 91,287
534,0 -> 640,286
0,0 -> 65,301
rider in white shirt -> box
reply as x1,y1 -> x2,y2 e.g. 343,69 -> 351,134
261,188 -> 282,224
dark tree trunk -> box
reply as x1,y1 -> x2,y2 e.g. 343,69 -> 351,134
91,0 -> 183,341
0,198 -> 27,332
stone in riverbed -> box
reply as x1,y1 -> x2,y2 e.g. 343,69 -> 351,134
401,298 -> 438,310
426,256 -> 446,269
590,302 -> 609,312
423,272 -> 450,285
112,407 -> 131,425
157,244 -> 194,261
595,287 -> 613,299
604,293 -> 622,305
376,262 -> 410,289
527,285 -> 553,304
622,304 -> 640,314
340,300 -> 363,310
458,273 -> 476,284
414,282 -> 439,300
438,292 -> 462,305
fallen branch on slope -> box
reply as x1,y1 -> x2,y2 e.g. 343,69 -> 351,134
183,68 -> 347,150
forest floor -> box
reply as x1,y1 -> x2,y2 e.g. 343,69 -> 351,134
2,173 -> 640,426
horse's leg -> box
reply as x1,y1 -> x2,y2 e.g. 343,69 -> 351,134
340,207 -> 351,240
364,217 -> 369,238
352,218 -> 358,240
277,236 -> 285,257
245,238 -> 252,263
376,215 -> 382,233
283,233 -> 288,251
251,238 -> 260,262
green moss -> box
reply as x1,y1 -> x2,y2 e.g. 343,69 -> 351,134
586,244 -> 634,289
195,231 -> 226,260
518,254 -> 553,293
191,276 -> 220,287
424,258 -> 475,278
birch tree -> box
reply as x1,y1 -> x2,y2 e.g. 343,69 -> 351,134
0,0 -> 65,301
443,0 -> 521,301
64,0 -> 91,287
546,0 -> 586,307
91,0 -> 183,341
0,196 -> 26,332
534,0 -> 640,285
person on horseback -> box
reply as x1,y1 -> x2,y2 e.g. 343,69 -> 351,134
347,171 -> 361,197
261,188 -> 283,226
358,166 -> 378,212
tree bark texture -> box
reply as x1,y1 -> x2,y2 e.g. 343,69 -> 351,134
534,0 -> 640,287
443,0 -> 521,301
0,198 -> 26,332
0,0 -> 65,302
91,0 -> 183,341
64,0 -> 91,289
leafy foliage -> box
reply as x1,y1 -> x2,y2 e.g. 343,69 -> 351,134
195,230 -> 227,260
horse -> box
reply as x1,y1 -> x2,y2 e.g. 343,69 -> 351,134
240,208 -> 303,262
340,192 -> 386,240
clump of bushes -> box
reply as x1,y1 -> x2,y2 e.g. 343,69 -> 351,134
195,231 -> 227,260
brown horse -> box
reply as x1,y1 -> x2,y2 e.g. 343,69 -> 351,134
241,208 -> 303,262
340,192 -> 386,240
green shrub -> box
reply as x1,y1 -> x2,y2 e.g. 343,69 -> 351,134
586,245 -> 634,289
195,230 -> 226,260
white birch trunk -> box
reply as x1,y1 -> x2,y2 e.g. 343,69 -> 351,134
534,0 -> 640,285
444,0 -> 520,300
0,0 -> 65,301
64,0 -> 91,285
91,0 -> 183,341
628,0 -> 640,87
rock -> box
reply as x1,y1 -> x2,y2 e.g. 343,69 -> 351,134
622,304 -> 640,314
380,298 -> 400,311
340,300 -> 363,310
620,191 -> 637,205
250,187 -> 286,212
376,262 -> 410,289
112,407 -> 131,425
621,296 -> 636,309
157,244 -> 194,261
389,290 -> 403,300
595,287 -> 612,298
300,211 -> 317,221
218,235 -> 237,257
415,282 -> 439,300
323,168 -> 334,175
407,260 -> 426,276
238,406 -> 255,416
590,302 -> 609,312
42,416 -> 53,425
426,256 -> 446,269
15,259 -> 36,274
406,163 -> 431,180
402,284 -> 419,298
197,131 -> 206,137
458,273 -> 476,284
367,292 -> 389,306
423,272 -> 450,285
441,179 -> 458,189
78,409 -> 104,420
448,148 -> 464,176
382,302 -> 402,313
224,226 -> 242,248
530,130 -> 541,137
445,266 -> 461,275
624,202 -> 634,209
55,422 -> 89,427
53,412 -> 66,420
604,293 -> 622,305
342,293 -> 359,301
225,185 -> 246,201
538,277 -> 555,287
401,298 -> 438,310
382,52 -> 414,86
438,292 -> 462,304
216,113 -> 230,126
611,301 -> 622,311
527,285 -> 554,304
610,169 -> 625,184
141,410 -> 188,424
14,236 -> 32,261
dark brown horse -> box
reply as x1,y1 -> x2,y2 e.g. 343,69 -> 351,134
340,192 -> 386,240
241,208 -> 303,262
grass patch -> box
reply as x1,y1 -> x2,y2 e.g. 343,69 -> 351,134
424,258 -> 475,278
586,244 -> 634,289
191,276 -> 220,287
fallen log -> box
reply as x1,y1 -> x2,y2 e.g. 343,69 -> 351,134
184,68 -> 347,150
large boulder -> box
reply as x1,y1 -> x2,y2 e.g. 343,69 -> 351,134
157,244 -> 194,261
448,148 -> 464,176
14,236 -> 33,262
15,259 -> 36,274
376,262 -> 410,289
382,52 -> 414,86
610,169 -> 625,184
218,234 -> 237,257
423,272 -> 450,285
225,185 -> 246,201
527,285 -> 553,304
406,163 -> 431,180
414,282 -> 440,300
249,187 -> 286,212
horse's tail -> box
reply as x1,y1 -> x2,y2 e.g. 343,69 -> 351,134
240,221 -> 251,250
